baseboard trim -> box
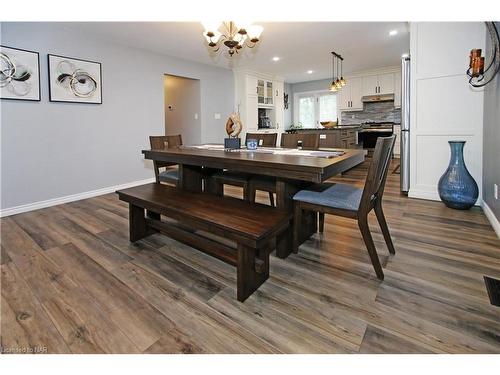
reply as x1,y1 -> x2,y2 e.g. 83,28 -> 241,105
0,178 -> 156,218
482,201 -> 500,239
408,189 -> 482,206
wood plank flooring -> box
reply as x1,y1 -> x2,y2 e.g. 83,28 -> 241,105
1,160 -> 499,353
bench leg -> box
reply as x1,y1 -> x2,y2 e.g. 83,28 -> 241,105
129,204 -> 149,242
236,244 -> 269,302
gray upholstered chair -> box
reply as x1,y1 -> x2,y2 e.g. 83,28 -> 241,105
292,135 -> 396,280
149,135 -> 182,185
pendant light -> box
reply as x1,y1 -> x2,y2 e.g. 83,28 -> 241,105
329,51 -> 345,91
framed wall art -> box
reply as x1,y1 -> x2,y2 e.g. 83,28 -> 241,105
0,45 -> 41,101
48,54 -> 102,104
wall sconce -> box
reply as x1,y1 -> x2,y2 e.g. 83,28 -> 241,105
467,22 -> 499,88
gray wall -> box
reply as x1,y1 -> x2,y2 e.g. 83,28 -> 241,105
0,22 -> 234,211
164,75 -> 201,145
482,22 -> 500,221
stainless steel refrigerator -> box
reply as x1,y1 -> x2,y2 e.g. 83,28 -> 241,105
400,56 -> 411,193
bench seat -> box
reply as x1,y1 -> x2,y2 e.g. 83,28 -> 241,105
116,183 -> 290,302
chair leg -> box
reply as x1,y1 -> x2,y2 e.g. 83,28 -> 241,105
293,202 -> 302,254
318,212 -> 325,233
358,215 -> 384,280
374,201 -> 396,255
268,192 -> 275,207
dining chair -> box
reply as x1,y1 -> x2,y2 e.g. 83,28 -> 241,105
212,132 -> 278,203
280,133 -> 320,150
149,135 -> 182,185
292,135 -> 396,280
245,132 -> 278,147
247,133 -> 321,207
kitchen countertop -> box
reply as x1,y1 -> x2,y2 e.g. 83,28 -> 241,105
287,125 -> 361,132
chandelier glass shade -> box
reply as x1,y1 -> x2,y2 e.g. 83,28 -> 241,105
202,21 -> 263,57
330,51 -> 346,92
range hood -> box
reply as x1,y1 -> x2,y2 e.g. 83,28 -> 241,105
361,93 -> 395,103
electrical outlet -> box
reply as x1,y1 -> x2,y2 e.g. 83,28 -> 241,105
214,113 -> 221,120
494,183 -> 498,200
194,113 -> 198,120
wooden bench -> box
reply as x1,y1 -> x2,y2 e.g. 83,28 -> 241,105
116,183 -> 290,302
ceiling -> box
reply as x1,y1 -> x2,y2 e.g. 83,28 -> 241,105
64,22 -> 409,83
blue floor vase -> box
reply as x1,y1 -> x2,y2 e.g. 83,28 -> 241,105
438,141 -> 478,210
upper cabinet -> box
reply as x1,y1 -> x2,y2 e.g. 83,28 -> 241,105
362,73 -> 395,95
246,75 -> 258,96
338,77 -> 363,111
257,79 -> 274,106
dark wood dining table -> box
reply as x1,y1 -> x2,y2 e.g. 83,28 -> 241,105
142,145 -> 366,259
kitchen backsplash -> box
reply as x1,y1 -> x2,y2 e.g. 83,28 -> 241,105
340,101 -> 401,124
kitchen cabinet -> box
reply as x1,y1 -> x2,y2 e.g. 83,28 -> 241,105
257,79 -> 274,106
362,73 -> 395,95
293,128 -> 360,149
338,77 -> 363,111
393,71 -> 402,108
274,80 -> 284,131
246,75 -> 258,95
234,71 -> 285,144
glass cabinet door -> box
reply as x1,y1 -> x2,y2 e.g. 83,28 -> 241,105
257,80 -> 265,104
266,81 -> 273,105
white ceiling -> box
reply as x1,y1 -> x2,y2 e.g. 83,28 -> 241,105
64,22 -> 409,83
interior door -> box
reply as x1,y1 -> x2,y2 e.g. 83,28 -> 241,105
378,73 -> 395,95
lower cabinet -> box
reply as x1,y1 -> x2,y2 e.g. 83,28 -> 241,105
298,129 -> 359,149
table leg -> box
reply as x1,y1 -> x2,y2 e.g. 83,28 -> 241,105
179,164 -> 203,192
275,179 -> 317,258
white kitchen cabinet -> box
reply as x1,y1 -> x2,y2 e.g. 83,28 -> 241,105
257,79 -> 274,106
349,77 -> 363,109
362,73 -> 395,95
246,95 -> 259,131
246,75 -> 258,96
362,75 -> 379,96
378,73 -> 395,95
338,77 -> 363,111
394,71 -> 402,108
274,80 -> 284,130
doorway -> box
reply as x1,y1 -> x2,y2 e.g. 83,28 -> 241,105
164,74 -> 201,145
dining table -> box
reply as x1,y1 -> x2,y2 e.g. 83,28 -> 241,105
142,144 -> 366,259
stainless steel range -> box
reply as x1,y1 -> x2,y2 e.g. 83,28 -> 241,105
359,122 -> 394,150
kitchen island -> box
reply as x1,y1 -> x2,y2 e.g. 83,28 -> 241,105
286,125 -> 362,148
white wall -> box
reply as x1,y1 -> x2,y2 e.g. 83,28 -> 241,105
409,22 -> 485,202
0,22 -> 234,215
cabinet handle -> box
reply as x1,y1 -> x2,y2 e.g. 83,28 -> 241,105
276,90 -> 278,97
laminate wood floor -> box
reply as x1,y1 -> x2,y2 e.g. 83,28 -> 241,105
2,160 -> 499,353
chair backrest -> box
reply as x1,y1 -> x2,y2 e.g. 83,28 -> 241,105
245,132 -> 278,147
280,133 -> 320,150
149,135 -> 183,150
149,135 -> 182,180
359,135 -> 396,213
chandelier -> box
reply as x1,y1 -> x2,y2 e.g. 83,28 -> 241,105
202,21 -> 263,57
330,51 -> 346,92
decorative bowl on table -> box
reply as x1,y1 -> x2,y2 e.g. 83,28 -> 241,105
320,121 -> 338,129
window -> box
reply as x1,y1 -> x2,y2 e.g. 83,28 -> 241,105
295,91 -> 337,128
